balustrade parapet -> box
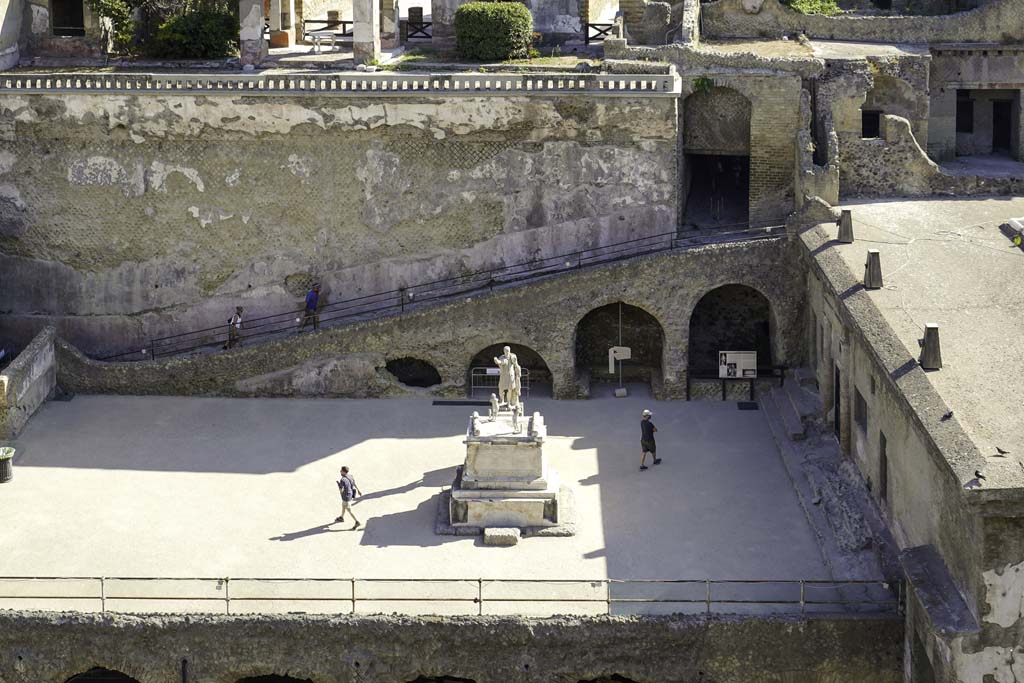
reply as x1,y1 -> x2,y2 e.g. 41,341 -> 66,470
0,69 -> 681,97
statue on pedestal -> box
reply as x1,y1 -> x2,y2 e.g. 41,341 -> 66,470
494,345 -> 522,408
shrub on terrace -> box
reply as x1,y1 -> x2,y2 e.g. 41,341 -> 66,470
150,4 -> 239,58
454,1 -> 534,61
783,0 -> 842,15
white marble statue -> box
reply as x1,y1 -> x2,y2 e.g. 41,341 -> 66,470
493,345 -> 522,408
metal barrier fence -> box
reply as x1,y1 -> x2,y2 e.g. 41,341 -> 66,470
0,576 -> 902,616
470,367 -> 531,399
0,71 -> 680,96
98,223 -> 785,362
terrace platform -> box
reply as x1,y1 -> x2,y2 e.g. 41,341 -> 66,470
0,391 -> 877,614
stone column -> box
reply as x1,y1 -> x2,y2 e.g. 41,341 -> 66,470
353,0 -> 380,64
239,0 -> 268,66
430,0 -> 461,51
0,0 -> 23,71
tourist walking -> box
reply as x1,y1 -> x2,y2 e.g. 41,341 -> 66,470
639,409 -> 660,471
298,283 -> 321,332
336,466 -> 362,529
223,306 -> 243,349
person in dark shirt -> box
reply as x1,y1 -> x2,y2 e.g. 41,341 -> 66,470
298,283 -> 321,332
639,409 -> 660,471
336,465 -> 362,530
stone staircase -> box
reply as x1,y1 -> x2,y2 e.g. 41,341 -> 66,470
765,370 -> 822,441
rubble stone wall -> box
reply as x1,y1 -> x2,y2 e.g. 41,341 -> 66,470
53,237 -> 806,401
701,0 -> 1024,43
0,611 -> 904,683
0,325 -> 55,439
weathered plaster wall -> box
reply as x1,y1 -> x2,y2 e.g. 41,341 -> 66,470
54,238 -> 806,401
799,220 -> 1024,683
0,611 -> 904,683
0,324 -> 55,439
0,0 -> 21,69
0,91 -> 677,356
701,0 -> 1024,43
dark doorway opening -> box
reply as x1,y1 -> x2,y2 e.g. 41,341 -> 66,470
682,154 -> 749,227
386,357 -> 442,387
956,92 -> 974,133
468,343 -> 552,399
910,629 -> 937,683
65,670 -> 140,683
879,431 -> 889,504
687,285 -> 772,378
575,303 -> 664,394
992,100 -> 1013,152
51,0 -> 86,36
861,110 -> 881,139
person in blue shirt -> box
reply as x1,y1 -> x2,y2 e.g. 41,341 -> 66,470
298,283 -> 321,332
336,466 -> 362,530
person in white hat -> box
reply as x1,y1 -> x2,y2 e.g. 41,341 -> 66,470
639,409 -> 660,471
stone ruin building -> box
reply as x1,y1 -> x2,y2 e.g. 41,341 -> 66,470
0,0 -> 1023,680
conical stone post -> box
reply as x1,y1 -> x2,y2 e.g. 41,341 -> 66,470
838,210 -> 854,243
864,249 -> 883,289
920,324 -> 942,370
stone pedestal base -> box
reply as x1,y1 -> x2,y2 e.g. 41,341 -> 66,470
450,466 -> 560,528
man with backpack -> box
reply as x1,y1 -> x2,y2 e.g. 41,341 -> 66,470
336,466 -> 362,530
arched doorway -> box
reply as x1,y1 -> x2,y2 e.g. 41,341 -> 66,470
468,343 -> 552,399
65,670 -> 140,683
681,86 -> 752,227
574,303 -> 665,396
688,284 -> 773,377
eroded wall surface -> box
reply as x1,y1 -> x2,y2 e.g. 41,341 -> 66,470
0,611 -> 904,683
0,91 -> 677,356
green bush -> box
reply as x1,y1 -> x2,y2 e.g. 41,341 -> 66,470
783,0 -> 841,15
454,1 -> 533,61
151,6 -> 239,58
84,0 -> 135,53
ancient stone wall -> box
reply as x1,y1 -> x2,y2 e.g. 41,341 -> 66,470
53,238 -> 806,401
0,89 -> 677,356
799,219 -> 1024,682
0,324 -> 55,439
928,47 -> 1024,161
839,114 -> 1024,196
701,0 -> 1024,43
0,611 -> 903,683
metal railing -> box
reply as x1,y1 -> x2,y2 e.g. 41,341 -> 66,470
0,576 -> 902,616
98,223 -> 785,362
405,20 -> 432,39
0,71 -> 680,96
302,18 -> 354,39
586,23 -> 616,44
470,367 -> 532,399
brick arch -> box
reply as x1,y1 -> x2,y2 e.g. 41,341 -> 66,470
685,282 -> 780,377
682,85 -> 752,156
572,301 -> 667,397
467,341 -> 554,399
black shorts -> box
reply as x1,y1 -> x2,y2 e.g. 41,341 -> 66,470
641,439 -> 656,454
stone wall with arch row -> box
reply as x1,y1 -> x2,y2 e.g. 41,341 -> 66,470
53,236 -> 806,401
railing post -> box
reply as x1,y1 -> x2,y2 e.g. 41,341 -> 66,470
224,577 -> 231,614
705,579 -> 711,614
477,578 -> 483,616
799,580 -> 805,614
149,338 -> 155,361
351,577 -> 356,614
100,576 -> 106,613
605,580 -> 612,615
